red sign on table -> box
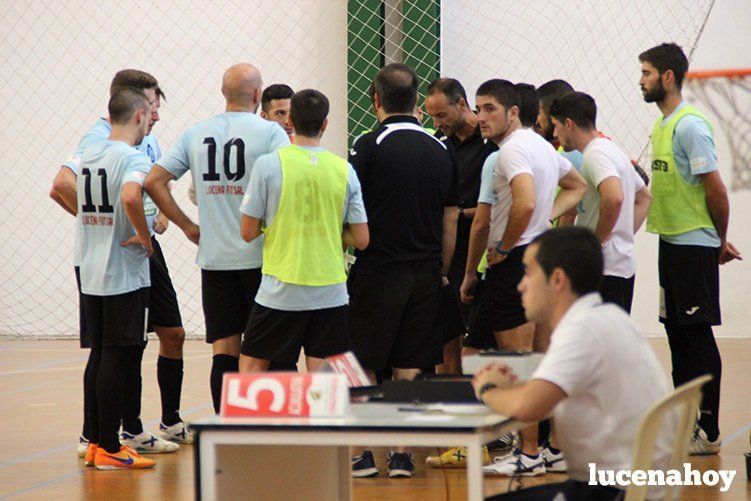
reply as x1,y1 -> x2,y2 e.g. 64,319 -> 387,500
220,373 -> 349,418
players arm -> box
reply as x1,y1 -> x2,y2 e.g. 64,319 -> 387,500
471,364 -> 566,423
342,165 -> 369,250
633,171 -> 652,233
486,173 -> 535,266
551,162 -> 586,221
593,177 -> 623,244
121,181 -> 153,257
50,166 -> 78,216
701,171 -> 741,263
441,159 -> 460,279
144,165 -> 199,245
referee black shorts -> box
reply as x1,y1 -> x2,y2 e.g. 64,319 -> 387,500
658,239 -> 720,326
201,268 -> 262,343
81,288 -> 150,348
241,303 -> 349,365
146,236 -> 182,331
347,260 -> 443,371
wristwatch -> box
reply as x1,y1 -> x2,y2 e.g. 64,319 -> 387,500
494,242 -> 512,256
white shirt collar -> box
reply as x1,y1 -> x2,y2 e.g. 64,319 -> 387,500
555,292 -> 603,330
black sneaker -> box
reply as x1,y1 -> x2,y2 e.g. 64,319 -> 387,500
387,451 -> 415,478
352,450 -> 378,477
486,432 -> 516,452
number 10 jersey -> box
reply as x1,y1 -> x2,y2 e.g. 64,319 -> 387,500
158,111 -> 289,270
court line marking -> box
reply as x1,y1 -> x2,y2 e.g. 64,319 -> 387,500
721,422 -> 751,447
0,355 -> 88,377
2,469 -> 84,499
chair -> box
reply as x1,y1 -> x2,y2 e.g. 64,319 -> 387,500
624,374 -> 712,501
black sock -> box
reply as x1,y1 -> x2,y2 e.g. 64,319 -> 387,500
158,356 -> 184,426
85,346 -> 102,444
121,345 -> 145,434
98,347 -> 134,453
538,419 -> 551,446
211,355 -> 238,414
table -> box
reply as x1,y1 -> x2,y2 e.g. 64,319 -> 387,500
192,403 -> 520,501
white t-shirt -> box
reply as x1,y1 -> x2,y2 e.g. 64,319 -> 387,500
478,128 -> 571,247
532,293 -> 675,486
577,137 -> 646,278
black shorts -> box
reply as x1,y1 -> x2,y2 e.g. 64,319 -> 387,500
463,274 -> 498,350
600,274 -> 635,314
74,267 -> 90,349
658,239 -> 720,326
348,260 -> 443,371
147,236 -> 182,331
81,288 -> 150,348
471,245 -> 528,333
241,303 -> 349,365
202,268 -> 262,343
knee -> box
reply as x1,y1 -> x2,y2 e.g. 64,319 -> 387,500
156,327 -> 185,354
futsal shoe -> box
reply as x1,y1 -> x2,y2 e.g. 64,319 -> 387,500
84,442 -> 99,467
425,446 -> 491,468
120,430 -> 179,454
689,427 -> 721,455
387,451 -> 415,478
351,450 -> 379,478
94,445 -> 156,470
77,435 -> 90,458
541,442 -> 567,472
487,432 -> 516,452
482,449 -> 545,477
158,421 -> 194,444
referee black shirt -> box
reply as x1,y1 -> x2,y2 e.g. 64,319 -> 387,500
349,115 -> 458,273
440,126 -> 497,259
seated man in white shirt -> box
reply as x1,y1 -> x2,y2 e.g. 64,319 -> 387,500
473,226 -> 675,500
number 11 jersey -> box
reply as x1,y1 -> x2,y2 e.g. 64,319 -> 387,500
158,112 -> 289,270
77,140 -> 152,296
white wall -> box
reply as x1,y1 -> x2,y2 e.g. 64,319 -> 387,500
0,0 -> 347,337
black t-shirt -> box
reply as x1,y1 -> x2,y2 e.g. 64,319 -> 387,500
440,126 -> 498,251
348,115 -> 459,273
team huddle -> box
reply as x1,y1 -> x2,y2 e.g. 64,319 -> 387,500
49,41 -> 739,482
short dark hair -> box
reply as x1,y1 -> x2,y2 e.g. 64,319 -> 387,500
374,63 -> 419,114
290,89 -> 329,137
537,79 -> 574,111
549,91 -> 597,130
515,83 -> 539,127
476,79 -> 520,111
110,69 -> 164,100
639,42 -> 689,89
261,84 -> 294,112
531,227 -> 603,296
108,88 -> 150,125
427,77 -> 468,105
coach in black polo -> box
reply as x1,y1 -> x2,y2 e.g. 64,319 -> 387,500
426,78 -> 499,369
348,63 -> 458,478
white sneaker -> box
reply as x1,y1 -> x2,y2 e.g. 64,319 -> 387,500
120,430 -> 180,453
77,435 -> 89,458
689,427 -> 721,455
482,449 -> 545,477
158,421 -> 194,444
541,443 -> 567,472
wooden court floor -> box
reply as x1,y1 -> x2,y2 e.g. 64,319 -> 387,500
0,338 -> 749,500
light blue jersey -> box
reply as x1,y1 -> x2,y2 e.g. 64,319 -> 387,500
240,147 -> 367,311
659,102 -> 720,247
65,118 -> 162,266
77,140 -> 152,296
158,112 -> 289,270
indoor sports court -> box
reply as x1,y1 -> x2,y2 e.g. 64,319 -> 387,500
1,0 -> 750,499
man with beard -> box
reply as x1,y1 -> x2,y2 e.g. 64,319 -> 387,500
639,42 -> 741,455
